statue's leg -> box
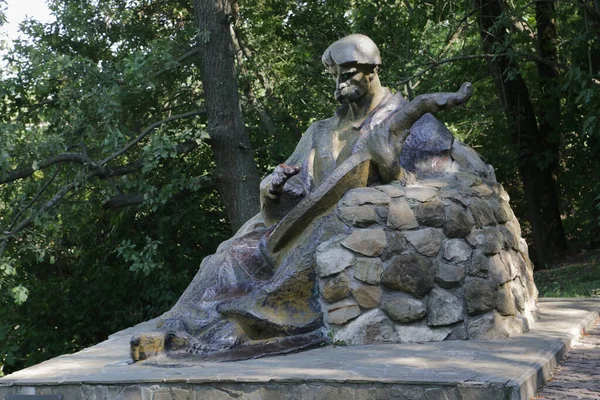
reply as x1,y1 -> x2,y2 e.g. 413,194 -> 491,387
131,223 -> 273,361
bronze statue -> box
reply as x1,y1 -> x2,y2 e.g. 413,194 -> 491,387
130,34 -> 488,362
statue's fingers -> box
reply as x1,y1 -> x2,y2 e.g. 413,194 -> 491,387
271,173 -> 285,188
454,82 -> 473,105
279,164 -> 301,177
460,82 -> 473,97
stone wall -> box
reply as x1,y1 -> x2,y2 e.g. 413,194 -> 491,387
317,172 -> 539,345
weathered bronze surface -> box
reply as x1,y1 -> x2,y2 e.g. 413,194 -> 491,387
131,34 -> 533,363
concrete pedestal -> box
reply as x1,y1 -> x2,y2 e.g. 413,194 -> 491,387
1,298 -> 598,400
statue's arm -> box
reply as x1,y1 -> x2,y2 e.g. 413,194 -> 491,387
260,124 -> 316,226
367,82 -> 473,182
389,82 -> 473,134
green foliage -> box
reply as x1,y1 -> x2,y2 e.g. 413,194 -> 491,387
0,0 -> 231,375
326,329 -> 347,347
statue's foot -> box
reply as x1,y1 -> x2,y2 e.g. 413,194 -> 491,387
185,329 -> 327,362
131,318 -> 327,363
130,332 -> 166,361
130,318 -> 244,362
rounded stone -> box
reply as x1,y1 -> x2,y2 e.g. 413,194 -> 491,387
374,184 -> 405,198
316,244 -> 355,278
354,257 -> 383,284
442,239 -> 472,263
444,202 -> 475,238
341,228 -> 387,257
436,263 -> 466,288
338,205 -> 382,227
495,283 -> 518,316
322,273 -> 351,303
510,278 -> 528,312
466,227 -> 504,255
381,293 -> 427,323
467,311 -> 507,339
387,198 -> 419,230
469,198 -> 497,228
472,183 -> 495,197
327,298 -> 361,325
404,186 -> 438,202
467,310 -> 527,339
404,228 -> 444,257
381,231 -> 409,261
396,320 -> 453,343
333,309 -> 398,345
505,219 -> 522,242
427,287 -> 464,326
351,284 -> 382,309
468,249 -> 489,278
488,253 -> 512,286
413,199 -> 445,227
498,225 -> 517,250
340,187 -> 390,207
381,253 -> 435,298
464,277 -> 496,315
491,199 -> 513,223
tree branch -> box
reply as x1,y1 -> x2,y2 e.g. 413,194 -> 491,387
99,109 -> 206,166
102,175 -> 216,209
15,98 -> 58,122
399,54 -> 490,85
2,109 -> 206,185
102,193 -> 146,209
1,153 -> 97,185
2,180 -> 77,258
399,52 -> 568,85
8,166 -> 62,231
153,47 -> 200,78
230,25 -> 276,134
0,133 -> 206,260
102,139 -> 201,178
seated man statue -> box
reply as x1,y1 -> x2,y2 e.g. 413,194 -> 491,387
131,34 -> 477,362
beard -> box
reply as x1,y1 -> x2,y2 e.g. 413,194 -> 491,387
335,86 -> 363,103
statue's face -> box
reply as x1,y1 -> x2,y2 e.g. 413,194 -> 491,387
328,63 -> 374,104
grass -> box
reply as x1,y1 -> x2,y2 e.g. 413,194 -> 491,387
534,249 -> 600,298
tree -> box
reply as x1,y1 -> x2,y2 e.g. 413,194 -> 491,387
0,0 -> 234,374
473,0 -> 567,268
193,0 -> 260,231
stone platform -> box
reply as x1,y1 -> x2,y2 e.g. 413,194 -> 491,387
1,298 -> 598,400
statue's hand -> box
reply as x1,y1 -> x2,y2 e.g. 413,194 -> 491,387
389,82 -> 473,134
267,164 -> 301,199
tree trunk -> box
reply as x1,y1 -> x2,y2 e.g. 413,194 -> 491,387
473,0 -> 567,268
534,0 -> 569,257
194,0 -> 261,232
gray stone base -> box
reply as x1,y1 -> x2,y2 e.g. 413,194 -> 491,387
1,298 -> 598,400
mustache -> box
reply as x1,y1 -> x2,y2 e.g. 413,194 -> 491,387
335,87 -> 361,103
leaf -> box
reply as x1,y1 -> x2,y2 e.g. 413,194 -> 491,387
11,285 -> 29,305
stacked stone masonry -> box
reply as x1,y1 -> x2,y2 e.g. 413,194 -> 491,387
317,172 -> 539,345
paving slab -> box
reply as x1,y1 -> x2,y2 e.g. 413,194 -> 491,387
1,298 -> 598,400
534,318 -> 600,399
